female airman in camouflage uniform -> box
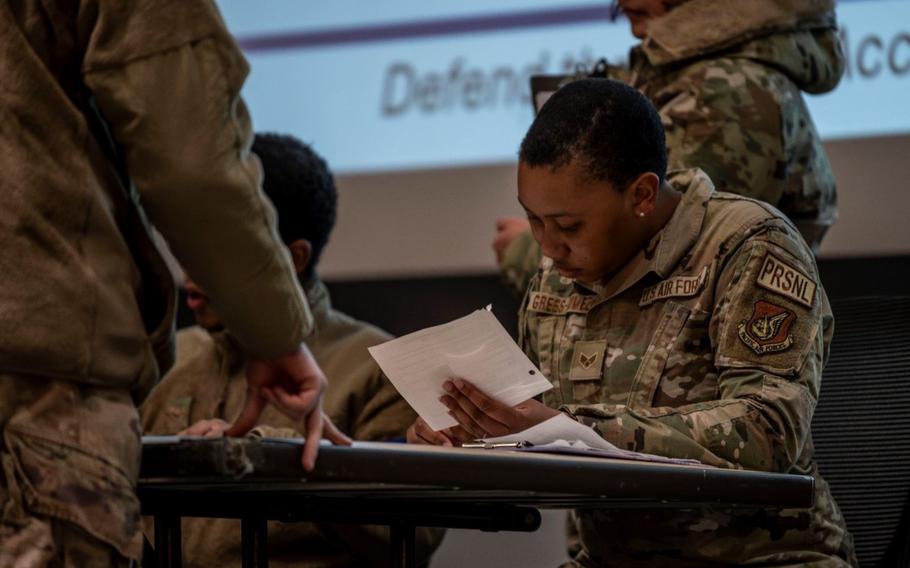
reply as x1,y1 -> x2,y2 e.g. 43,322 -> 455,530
415,79 -> 855,567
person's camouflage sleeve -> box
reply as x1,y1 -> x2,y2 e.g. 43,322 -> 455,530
653,42 -> 839,250
84,2 -> 312,359
558,230 -> 827,471
499,229 -> 543,298
659,58 -> 789,207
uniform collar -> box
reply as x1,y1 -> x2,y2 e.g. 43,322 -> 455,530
211,329 -> 246,376
576,168 -> 712,300
302,277 -> 331,328
651,169 -> 713,277
639,0 -> 836,67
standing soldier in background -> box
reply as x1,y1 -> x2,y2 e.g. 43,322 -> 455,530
0,1 -> 346,565
495,0 -> 844,296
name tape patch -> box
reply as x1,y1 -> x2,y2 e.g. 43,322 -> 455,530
756,254 -> 816,308
639,266 -> 708,307
528,292 -> 598,315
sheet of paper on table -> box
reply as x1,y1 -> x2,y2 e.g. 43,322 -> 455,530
482,414 -> 704,466
368,308 -> 552,431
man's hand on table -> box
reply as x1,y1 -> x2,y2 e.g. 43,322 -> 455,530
224,343 -> 351,471
180,418 -> 231,437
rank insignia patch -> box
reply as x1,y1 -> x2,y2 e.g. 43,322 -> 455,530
569,340 -> 607,381
738,301 -> 796,355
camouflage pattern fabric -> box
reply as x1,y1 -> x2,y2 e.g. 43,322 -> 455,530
2,1 -> 315,562
140,279 -> 444,568
500,230 -> 544,299
0,375 -> 142,564
632,27 -> 842,249
518,169 -> 856,567
499,0 -> 844,297
0,516 -> 130,568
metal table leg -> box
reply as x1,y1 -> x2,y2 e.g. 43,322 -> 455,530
154,514 -> 182,568
389,524 -> 417,568
241,516 -> 268,568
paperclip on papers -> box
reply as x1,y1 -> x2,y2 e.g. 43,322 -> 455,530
368,309 -> 552,431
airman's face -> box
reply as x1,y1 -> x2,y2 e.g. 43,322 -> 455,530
184,277 -> 223,332
518,160 -> 640,285
618,0 -> 680,39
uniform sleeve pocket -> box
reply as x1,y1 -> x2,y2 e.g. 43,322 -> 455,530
2,428 -> 142,558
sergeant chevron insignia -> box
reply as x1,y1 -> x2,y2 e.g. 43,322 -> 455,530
579,353 -> 597,368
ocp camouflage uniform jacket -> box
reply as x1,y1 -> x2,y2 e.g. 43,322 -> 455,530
501,0 -> 843,295
0,0 -> 310,560
141,280 -> 444,568
519,170 -> 855,566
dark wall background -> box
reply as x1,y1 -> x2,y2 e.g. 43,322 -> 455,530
325,255 -> 910,337
177,256 -> 910,336
327,274 -> 522,337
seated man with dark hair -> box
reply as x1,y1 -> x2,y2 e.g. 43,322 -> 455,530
141,133 -> 442,567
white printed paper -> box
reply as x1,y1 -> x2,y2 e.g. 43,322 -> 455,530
483,414 -> 704,465
482,414 -> 619,451
368,309 -> 552,431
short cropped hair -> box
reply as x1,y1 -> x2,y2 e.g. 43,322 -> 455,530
252,133 -> 337,281
519,79 -> 668,189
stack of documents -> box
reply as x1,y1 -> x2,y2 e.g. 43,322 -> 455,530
480,414 -> 704,466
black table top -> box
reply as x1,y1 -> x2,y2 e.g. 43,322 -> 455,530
140,437 -> 814,511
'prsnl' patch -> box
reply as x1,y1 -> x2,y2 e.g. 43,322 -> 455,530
738,301 -> 796,355
756,254 -> 816,308
569,340 -> 607,381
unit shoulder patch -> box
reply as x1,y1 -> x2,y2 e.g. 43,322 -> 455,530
756,253 -> 816,308
737,300 -> 796,355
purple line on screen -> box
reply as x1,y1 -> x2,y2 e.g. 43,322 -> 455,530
237,5 -> 621,53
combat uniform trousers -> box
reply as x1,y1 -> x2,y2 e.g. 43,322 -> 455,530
0,375 -> 141,567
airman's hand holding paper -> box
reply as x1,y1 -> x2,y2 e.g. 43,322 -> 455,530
368,309 -> 552,430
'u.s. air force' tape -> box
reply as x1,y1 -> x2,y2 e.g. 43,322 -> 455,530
639,266 -> 708,307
